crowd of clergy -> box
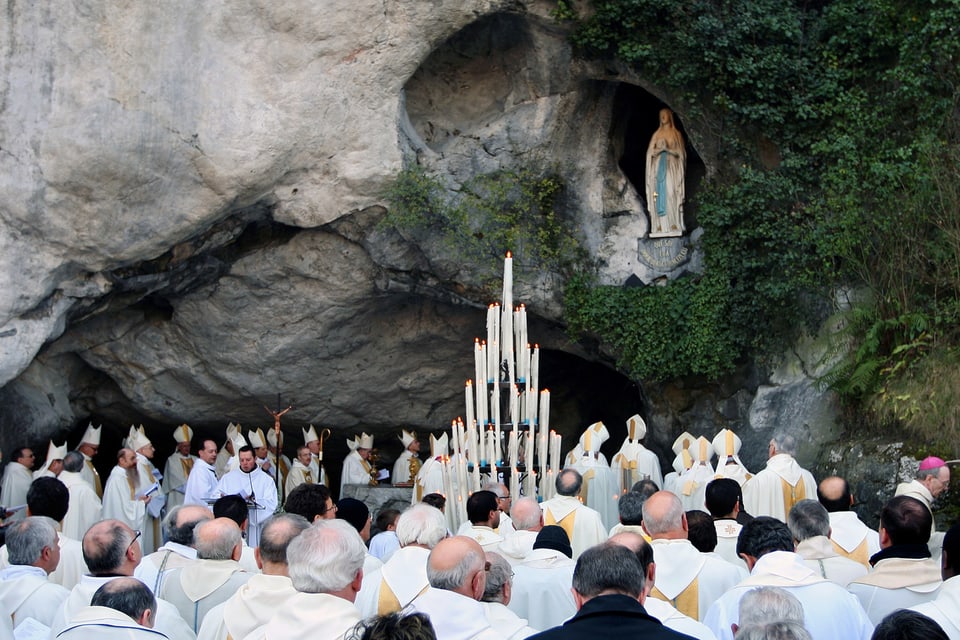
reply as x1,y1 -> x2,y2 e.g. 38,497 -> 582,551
0,415 -> 957,640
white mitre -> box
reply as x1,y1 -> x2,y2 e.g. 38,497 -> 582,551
174,423 -> 194,444
248,428 -> 267,449
128,425 -> 152,452
81,423 -> 102,446
303,425 -> 319,445
429,433 -> 449,458
712,429 -> 743,467
579,422 -> 609,453
692,436 -> 714,464
626,414 -> 647,442
400,429 -> 416,448
358,432 -> 374,449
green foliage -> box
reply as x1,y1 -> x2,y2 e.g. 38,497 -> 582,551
383,166 -> 585,274
555,0 -> 960,396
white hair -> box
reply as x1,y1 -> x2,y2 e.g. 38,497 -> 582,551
738,586 -> 805,628
641,492 -> 684,535
396,504 -> 447,548
287,519 -> 366,593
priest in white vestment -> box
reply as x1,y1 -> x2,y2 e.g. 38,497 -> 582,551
712,429 -> 752,487
246,520 -> 364,640
135,504 -> 212,594
60,452 -> 104,540
895,456 -> 950,558
848,495 -> 943,624
302,424 -> 328,487
662,432 -> 695,496
817,475 -> 881,567
356,504 -> 446,617
742,431 -> 816,522
673,437 -> 716,512
33,439 -> 67,479
103,448 -> 149,537
0,517 -> 69,628
498,497 -> 542,564
567,421 -> 619,531
392,429 -> 422,485
341,432 -> 376,488
459,490 -> 504,551
163,424 -> 197,510
266,429 -> 291,497
643,491 -> 744,621
788,499 -> 867,586
247,428 -> 276,480
77,423 -> 104,499
284,446 -> 315,496
703,517 -> 873,640
412,433 -> 449,502
196,513 -> 308,640
0,447 -> 35,523
705,478 -> 749,571
184,440 -> 219,507
214,446 -> 278,547
610,414 -> 664,493
909,521 -> 960,638
214,423 -> 240,479
58,577 -> 165,640
539,468 -> 607,559
128,426 -> 165,555
481,552 -> 538,639
507,525 -> 577,631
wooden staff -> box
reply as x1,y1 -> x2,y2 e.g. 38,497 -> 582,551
264,402 -> 292,505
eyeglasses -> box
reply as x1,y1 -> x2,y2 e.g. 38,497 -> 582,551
127,530 -> 142,552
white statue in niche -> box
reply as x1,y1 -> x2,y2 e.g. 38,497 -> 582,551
645,108 -> 687,237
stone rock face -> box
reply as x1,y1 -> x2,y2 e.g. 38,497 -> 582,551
0,0 -> 901,501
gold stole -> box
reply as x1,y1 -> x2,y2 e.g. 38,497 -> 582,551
780,477 -> 806,514
360,457 -> 373,473
87,459 -> 103,498
831,538 -> 870,567
377,578 -> 402,615
581,469 -> 594,504
180,457 -> 194,478
651,577 -> 700,620
279,456 -> 289,480
127,475 -> 137,500
544,509 -> 578,546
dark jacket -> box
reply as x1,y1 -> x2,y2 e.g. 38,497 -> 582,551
527,593 -> 696,640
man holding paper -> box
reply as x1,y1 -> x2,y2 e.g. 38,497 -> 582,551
103,448 -> 152,537
162,424 -> 197,510
215,445 -> 277,546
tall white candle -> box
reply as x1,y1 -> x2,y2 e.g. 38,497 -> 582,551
539,390 -> 550,467
531,345 -> 540,396
526,386 -> 537,427
465,381 -> 475,434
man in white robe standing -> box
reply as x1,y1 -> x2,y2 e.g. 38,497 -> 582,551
895,455 -> 951,557
184,439 -> 219,507
703,516 -> 873,640
196,513 -> 309,640
673,436 -> 716,512
742,431 -> 816,522
163,424 -> 197,510
567,422 -> 619,531
392,429 -> 422,485
247,519 -> 364,640
59,451 -> 103,541
610,414 -> 664,493
248,428 -> 275,479
642,490 -> 744,621
460,490 -> 504,551
49,519 -> 195,640
356,503 -> 447,618
507,525 -> 577,631
128,426 -> 165,554
284,446 -> 315,496
135,504 -> 213,594
0,516 -> 69,629
412,434 -> 449,503
102,448 -> 149,541
302,424 -> 327,487
787,499 -> 867,586
266,429 -> 290,497
0,447 -> 34,522
33,439 -> 67,479
341,432 -> 376,488
58,577 -> 166,640
214,423 -> 239,479
817,475 -> 881,567
77,423 -> 104,499
712,429 -> 752,487
662,432 -> 695,496
705,478 -> 749,572
498,497 -> 543,564
481,552 -> 538,639
848,495 -> 943,623
214,445 -> 277,547
539,468 -> 607,559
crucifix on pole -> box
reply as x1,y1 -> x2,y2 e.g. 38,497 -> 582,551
264,394 -> 292,505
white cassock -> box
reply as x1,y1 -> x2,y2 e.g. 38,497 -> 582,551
459,524 -> 503,552
643,598 -> 719,640
0,564 -> 69,628
284,460 -> 314,496
79,453 -> 104,499
183,459 -> 219,507
409,588 -> 501,640
909,574 -> 960,638
508,548 -> 577,631
648,538 -> 746,621
498,529 -> 537,564
160,559 -> 252,634
246,592 -> 361,640
136,453 -> 164,555
214,448 -> 232,479
672,463 -> 715,512
50,575 -> 196,640
57,605 -> 168,640
0,530 -> 88,591
163,453 -> 197,510
741,453 -> 817,522
847,555 -> 943,624
368,531 -> 401,562
712,519 -> 749,572
102,465 -> 146,533
412,456 -> 445,503
713,460 -> 752,487
795,535 -> 867,587
341,450 -> 373,487
483,601 -> 538,639
214,467 -> 278,547
539,495 -> 607,559
60,470 -> 103,541
827,511 -> 881,568
0,462 -> 33,522
197,574 -> 297,640
703,551 -> 873,640
610,441 -> 664,492
392,449 -> 417,485
356,545 -> 430,618
134,541 -> 198,595
568,455 -> 620,531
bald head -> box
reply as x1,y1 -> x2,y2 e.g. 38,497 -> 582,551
510,497 -> 543,532
641,491 -> 687,539
92,577 -> 157,628
83,520 -> 140,575
163,504 -> 214,546
427,536 -> 486,600
817,476 -> 852,512
194,517 -> 242,560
